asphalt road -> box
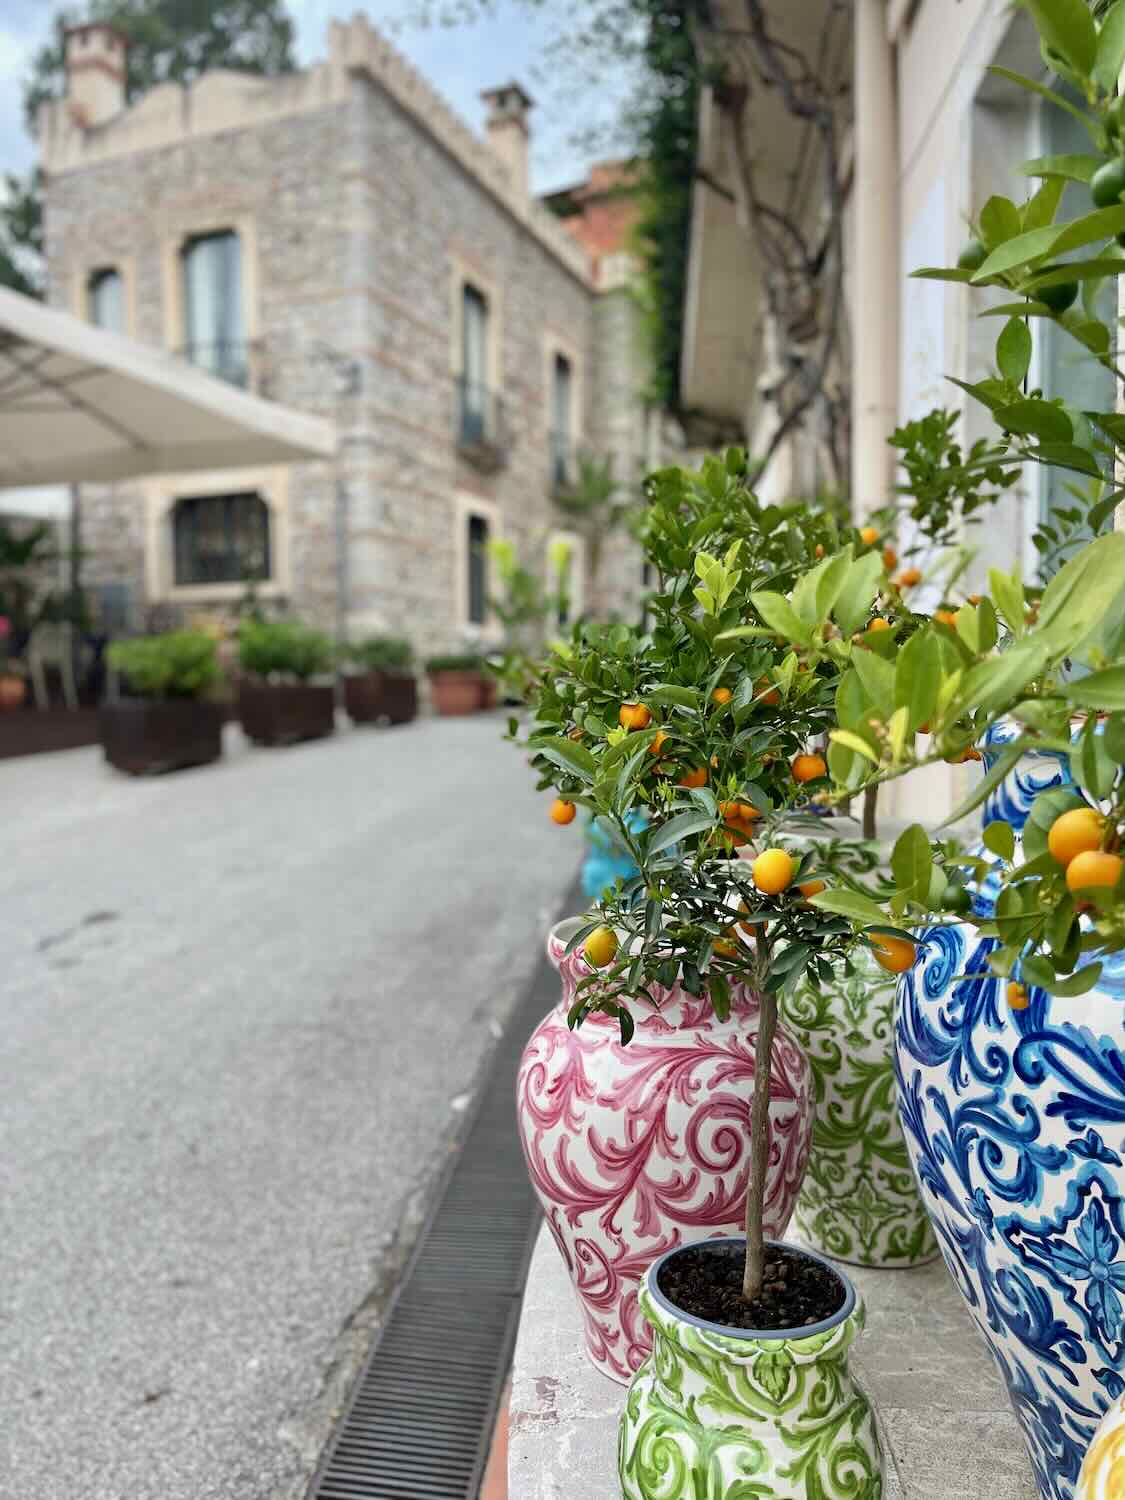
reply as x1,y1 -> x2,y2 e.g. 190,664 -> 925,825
0,713 -> 578,1500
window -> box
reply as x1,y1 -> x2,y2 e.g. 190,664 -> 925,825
172,492 -> 269,587
551,353 -> 573,488
460,284 -> 489,444
88,268 -> 124,333
466,513 -> 490,625
181,230 -> 244,385
548,531 -> 582,626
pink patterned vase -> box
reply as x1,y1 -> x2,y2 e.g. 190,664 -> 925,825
516,917 -> 814,1384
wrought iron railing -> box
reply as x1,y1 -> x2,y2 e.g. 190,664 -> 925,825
455,376 -> 508,467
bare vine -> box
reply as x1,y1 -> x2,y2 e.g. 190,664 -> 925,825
694,0 -> 851,489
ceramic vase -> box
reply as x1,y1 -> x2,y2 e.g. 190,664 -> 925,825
785,946 -> 937,1267
618,1237 -> 883,1499
894,723 -> 1125,1500
516,919 -> 814,1383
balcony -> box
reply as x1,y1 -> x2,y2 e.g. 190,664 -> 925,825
455,376 -> 508,472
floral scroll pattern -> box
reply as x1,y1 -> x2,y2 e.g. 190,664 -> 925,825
619,1258 -> 882,1499
516,925 -> 813,1383
784,947 -> 937,1267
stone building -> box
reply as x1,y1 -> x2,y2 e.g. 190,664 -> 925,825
38,16 -> 654,657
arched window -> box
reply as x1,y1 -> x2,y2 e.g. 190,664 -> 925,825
173,492 -> 269,586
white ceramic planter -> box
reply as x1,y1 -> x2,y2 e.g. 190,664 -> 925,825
618,1237 -> 883,1499
516,919 -> 814,1383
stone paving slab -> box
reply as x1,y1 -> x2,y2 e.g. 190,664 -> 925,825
509,1222 -> 1037,1498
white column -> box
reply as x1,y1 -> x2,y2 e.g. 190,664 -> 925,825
851,0 -> 900,518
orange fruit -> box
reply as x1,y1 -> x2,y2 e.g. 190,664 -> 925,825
584,926 -> 619,968
550,798 -> 577,825
1047,806 -> 1106,867
859,526 -> 879,546
917,722 -> 931,735
792,752 -> 827,784
934,609 -> 958,627
752,848 -> 795,895
649,729 -> 670,757
1007,982 -> 1030,1011
896,567 -> 922,588
678,766 -> 708,789
619,702 -> 651,731
756,677 -> 780,707
968,594 -> 983,605
1065,850 -> 1123,893
714,930 -> 741,958
712,687 -> 733,705
737,903 -> 768,936
814,544 -> 825,558
870,933 -> 916,974
798,879 -> 826,898
867,617 -> 891,633
567,726 -> 585,741
883,545 -> 899,571
721,828 -> 751,848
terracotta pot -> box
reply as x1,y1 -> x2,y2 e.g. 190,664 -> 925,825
516,917 -> 813,1384
619,1238 -> 883,1499
237,679 -> 335,745
0,674 -> 26,711
428,670 -> 482,716
99,698 -> 224,775
343,670 -> 418,725
894,721 -> 1124,1500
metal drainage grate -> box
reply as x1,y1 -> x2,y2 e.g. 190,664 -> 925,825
306,885 -> 578,1499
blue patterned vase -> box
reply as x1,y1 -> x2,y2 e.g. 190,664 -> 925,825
893,721 -> 1124,1500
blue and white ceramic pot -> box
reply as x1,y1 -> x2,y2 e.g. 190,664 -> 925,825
894,721 -> 1124,1500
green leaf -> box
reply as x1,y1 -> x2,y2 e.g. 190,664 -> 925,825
990,565 -> 1027,637
833,551 -> 884,637
950,640 -> 1050,719
987,65 -> 1100,132
973,224 -> 1064,280
535,736 -> 596,781
1020,152 -> 1103,182
1037,531 -> 1125,647
994,399 -> 1073,443
909,266 -> 982,283
997,317 -> 1033,384
1024,256 -> 1125,287
1059,665 -> 1125,711
647,684 -> 701,710
646,810 -> 716,855
1046,963 -> 1103,997
1075,721 -> 1119,799
810,887 -> 889,927
1024,0 -> 1097,72
1022,175 -> 1066,232
892,824 -> 934,905
981,194 -> 1023,245
1094,0 -> 1125,92
895,629 -> 941,731
983,820 -> 1016,861
828,729 -> 880,765
851,647 -> 896,715
749,589 -> 812,646
1050,203 -> 1125,256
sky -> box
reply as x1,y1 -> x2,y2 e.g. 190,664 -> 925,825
0,0 -> 637,195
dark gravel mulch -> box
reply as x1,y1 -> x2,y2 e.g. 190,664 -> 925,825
657,1241 -> 847,1331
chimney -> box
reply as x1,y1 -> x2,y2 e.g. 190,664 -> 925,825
64,23 -> 128,129
481,83 -> 533,198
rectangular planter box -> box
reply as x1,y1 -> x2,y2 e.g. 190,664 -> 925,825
343,671 -> 418,726
99,698 -> 224,775
428,670 -> 484,716
238,679 -> 335,745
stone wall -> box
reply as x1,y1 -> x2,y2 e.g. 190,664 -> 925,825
42,33 -> 655,661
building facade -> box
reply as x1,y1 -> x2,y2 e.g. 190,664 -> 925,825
39,17 -> 652,657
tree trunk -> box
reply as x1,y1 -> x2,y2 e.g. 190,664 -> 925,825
862,783 -> 878,841
742,986 -> 779,1301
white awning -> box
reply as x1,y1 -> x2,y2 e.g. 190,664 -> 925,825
0,287 -> 336,487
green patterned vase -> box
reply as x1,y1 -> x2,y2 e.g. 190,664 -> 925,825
619,1238 -> 883,1500
783,947 -> 937,1268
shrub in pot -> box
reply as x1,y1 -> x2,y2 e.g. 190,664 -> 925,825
341,635 -> 417,726
237,619 -> 335,745
425,653 -> 488,716
101,630 -> 224,774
